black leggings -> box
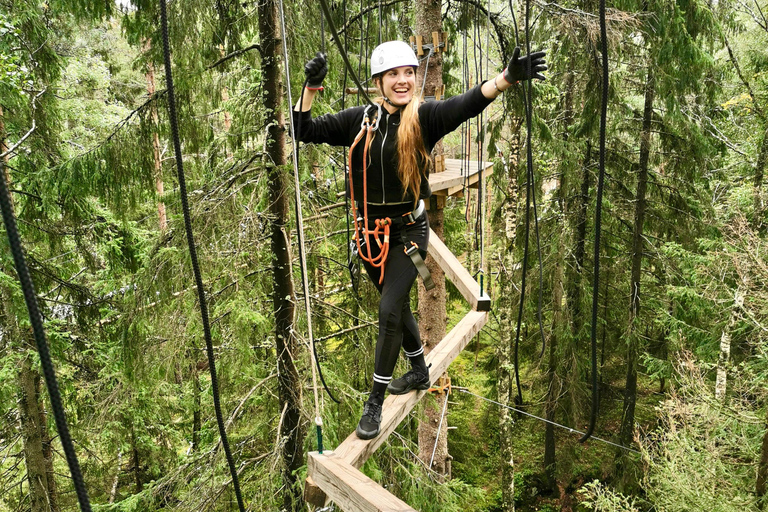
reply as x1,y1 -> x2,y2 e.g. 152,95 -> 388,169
358,211 -> 429,384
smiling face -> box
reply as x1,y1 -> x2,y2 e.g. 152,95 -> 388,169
376,66 -> 417,109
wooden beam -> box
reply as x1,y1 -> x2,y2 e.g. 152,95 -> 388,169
305,310 -> 488,505
427,230 -> 491,311
308,452 -> 416,512
345,87 -> 379,95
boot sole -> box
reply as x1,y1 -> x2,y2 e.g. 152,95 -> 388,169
387,382 -> 430,395
356,425 -> 380,440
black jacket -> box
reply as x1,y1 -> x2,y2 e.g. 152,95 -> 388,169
293,84 -> 493,215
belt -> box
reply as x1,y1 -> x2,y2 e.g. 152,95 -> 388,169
360,200 -> 426,229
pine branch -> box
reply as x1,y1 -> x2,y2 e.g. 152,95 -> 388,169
207,43 -> 262,70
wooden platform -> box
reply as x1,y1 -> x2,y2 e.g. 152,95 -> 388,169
306,310 -> 488,511
305,219 -> 491,510
429,158 -> 494,197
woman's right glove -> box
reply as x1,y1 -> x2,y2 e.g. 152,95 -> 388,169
304,52 -> 328,91
503,47 -> 547,84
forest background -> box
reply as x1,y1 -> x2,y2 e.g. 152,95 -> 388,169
1,0 -> 767,510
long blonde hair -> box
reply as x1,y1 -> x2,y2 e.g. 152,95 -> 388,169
371,78 -> 431,204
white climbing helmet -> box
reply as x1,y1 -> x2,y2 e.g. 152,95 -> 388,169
370,40 -> 419,77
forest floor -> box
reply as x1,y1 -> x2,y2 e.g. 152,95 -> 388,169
445,339 -> 665,512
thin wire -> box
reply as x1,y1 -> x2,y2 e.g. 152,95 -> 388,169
277,0 -> 337,417
526,0 -> 546,362
457,389 -> 640,454
158,1 -> 245,509
429,391 -> 451,468
419,47 -> 433,99
318,0 -> 375,105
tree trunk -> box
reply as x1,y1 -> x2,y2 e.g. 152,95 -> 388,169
191,365 -> 201,452
563,141 -> 591,426
129,422 -> 142,492
619,65 -> 655,453
716,291 -> 742,402
498,128 -> 522,512
18,354 -> 59,512
754,125 -> 768,226
757,405 -> 768,502
543,65 -> 576,490
145,49 -> 168,231
414,0 -> 451,479
258,3 -> 305,510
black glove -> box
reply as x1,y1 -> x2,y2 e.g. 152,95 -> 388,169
503,47 -> 547,84
304,52 -> 328,90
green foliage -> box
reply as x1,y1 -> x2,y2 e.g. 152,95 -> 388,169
577,480 -> 641,512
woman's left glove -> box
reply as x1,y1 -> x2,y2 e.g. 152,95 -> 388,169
503,47 -> 547,84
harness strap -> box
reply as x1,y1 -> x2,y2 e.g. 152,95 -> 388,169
348,107 -> 433,289
402,233 -> 435,290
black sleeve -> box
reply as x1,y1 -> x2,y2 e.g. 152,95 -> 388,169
291,106 -> 365,147
419,83 -> 494,150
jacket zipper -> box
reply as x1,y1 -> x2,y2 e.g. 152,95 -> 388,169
380,113 -> 390,203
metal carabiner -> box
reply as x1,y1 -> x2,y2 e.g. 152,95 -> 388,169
360,102 -> 382,132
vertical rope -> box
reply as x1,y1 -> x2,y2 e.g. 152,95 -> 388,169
158,2 -> 246,509
0,170 -> 93,512
429,389 -> 451,469
580,0 -> 608,444
277,0 -> 328,448
378,0 -> 382,45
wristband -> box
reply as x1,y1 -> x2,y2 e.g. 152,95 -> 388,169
306,85 -> 324,91
493,76 -> 502,93
500,69 -> 519,86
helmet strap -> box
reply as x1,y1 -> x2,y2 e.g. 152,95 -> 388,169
383,96 -> 400,108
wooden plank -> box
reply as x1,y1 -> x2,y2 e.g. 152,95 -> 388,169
305,310 -> 488,505
427,229 -> 491,311
308,451 -> 416,512
335,310 -> 488,468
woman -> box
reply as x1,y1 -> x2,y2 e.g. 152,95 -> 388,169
293,41 -> 546,440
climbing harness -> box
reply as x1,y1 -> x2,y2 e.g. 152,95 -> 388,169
158,1 -> 246,508
346,104 -> 434,289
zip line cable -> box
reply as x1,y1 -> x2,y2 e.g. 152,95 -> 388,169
158,2 -> 245,509
0,173 -> 93,512
581,0 -> 609,444
318,0 -> 375,106
457,389 -> 640,454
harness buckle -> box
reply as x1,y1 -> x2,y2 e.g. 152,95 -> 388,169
401,211 -> 416,225
404,241 -> 419,256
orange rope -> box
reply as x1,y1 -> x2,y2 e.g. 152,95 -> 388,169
348,114 -> 391,284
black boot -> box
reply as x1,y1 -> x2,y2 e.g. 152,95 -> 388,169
387,367 -> 430,395
356,397 -> 383,440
